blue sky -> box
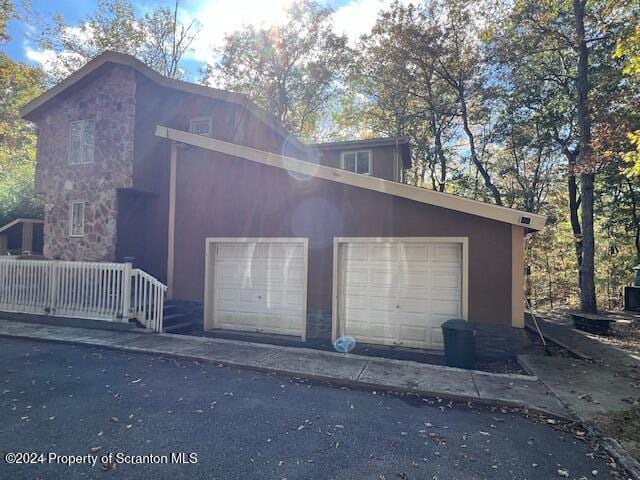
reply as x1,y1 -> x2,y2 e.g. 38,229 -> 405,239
5,0 -> 404,81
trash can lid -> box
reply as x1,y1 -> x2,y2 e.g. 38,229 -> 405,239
441,319 -> 474,331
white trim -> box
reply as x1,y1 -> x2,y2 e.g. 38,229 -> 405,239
0,218 -> 44,234
156,126 -> 547,230
167,143 -> 177,299
340,150 -> 371,175
331,237 -> 469,343
203,237 -> 309,341
68,119 -> 95,165
69,201 -> 85,238
188,116 -> 213,136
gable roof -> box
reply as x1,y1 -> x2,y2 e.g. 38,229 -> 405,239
19,51 -> 305,151
20,51 -> 415,167
155,125 -> 548,231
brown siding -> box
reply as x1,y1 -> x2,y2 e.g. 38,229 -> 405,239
316,144 -> 400,181
172,147 -> 513,338
131,74 -> 303,281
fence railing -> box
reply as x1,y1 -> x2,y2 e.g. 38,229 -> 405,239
131,268 -> 166,332
0,260 -> 166,332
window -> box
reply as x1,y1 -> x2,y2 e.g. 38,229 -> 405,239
68,120 -> 95,165
69,202 -> 85,237
340,151 -> 371,175
189,116 -> 212,136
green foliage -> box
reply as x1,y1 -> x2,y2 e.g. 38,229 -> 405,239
0,53 -> 44,226
202,0 -> 349,139
0,0 -> 14,44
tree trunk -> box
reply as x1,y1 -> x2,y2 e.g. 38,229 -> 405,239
427,76 -> 447,192
573,0 -> 597,313
626,178 -> 640,262
458,85 -> 502,206
567,159 -> 583,269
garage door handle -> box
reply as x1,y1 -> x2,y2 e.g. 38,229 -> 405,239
396,305 -> 400,309
392,341 -> 403,345
258,296 -> 262,299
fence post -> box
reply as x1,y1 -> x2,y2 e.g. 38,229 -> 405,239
121,263 -> 132,322
47,261 -> 58,316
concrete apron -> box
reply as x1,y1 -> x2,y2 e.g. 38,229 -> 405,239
0,319 -> 570,419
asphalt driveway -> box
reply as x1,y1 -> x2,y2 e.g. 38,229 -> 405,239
0,337 -> 617,479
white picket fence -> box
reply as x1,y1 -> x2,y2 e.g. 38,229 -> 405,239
0,260 -> 166,332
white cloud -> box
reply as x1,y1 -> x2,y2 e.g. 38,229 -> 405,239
333,0 -> 409,44
25,46 -> 57,66
24,0 -> 418,76
185,0 -> 297,62
186,0 -> 415,63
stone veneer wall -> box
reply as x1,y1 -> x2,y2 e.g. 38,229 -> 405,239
35,65 -> 136,261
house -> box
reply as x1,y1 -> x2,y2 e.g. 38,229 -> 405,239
20,51 -> 547,358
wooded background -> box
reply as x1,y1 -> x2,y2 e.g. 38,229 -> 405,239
1,0 -> 639,313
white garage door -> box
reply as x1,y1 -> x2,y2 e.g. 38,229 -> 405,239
339,241 -> 462,350
212,241 -> 306,337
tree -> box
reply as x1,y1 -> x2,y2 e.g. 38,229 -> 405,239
573,0 -> 597,313
614,24 -> 640,177
491,0 -> 639,313
139,2 -> 200,79
0,0 -> 14,44
342,3 -> 459,191
33,0 -> 199,82
202,0 -> 349,139
0,53 -> 45,226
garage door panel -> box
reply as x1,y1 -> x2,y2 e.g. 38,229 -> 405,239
431,244 -> 461,262
342,268 -> 368,286
341,240 -> 463,351
400,270 -> 429,288
370,244 -> 397,261
341,293 -> 368,310
431,271 -> 460,289
370,269 -> 396,287
399,325 -> 428,343
342,244 -> 369,260
212,241 -> 306,338
430,328 -> 444,347
397,287 -> 430,300
399,244 -> 429,262
370,296 -> 397,312
360,323 -> 398,342
397,298 -> 429,314
285,266 -> 306,283
431,299 -> 461,316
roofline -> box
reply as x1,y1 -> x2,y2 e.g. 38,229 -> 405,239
155,125 -> 547,231
0,218 -> 44,234
19,51 -> 306,151
310,136 -> 410,149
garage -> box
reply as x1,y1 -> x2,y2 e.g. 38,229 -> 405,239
335,238 -> 467,350
205,238 -> 308,338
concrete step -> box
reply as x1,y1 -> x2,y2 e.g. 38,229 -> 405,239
163,321 -> 194,334
162,312 -> 192,334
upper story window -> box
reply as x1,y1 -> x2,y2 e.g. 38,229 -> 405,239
189,116 -> 212,136
68,119 -> 95,165
341,150 -> 371,175
69,201 -> 85,237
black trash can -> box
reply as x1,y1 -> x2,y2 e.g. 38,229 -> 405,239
441,319 -> 475,369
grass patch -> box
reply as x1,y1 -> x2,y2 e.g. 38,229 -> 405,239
605,405 -> 640,459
